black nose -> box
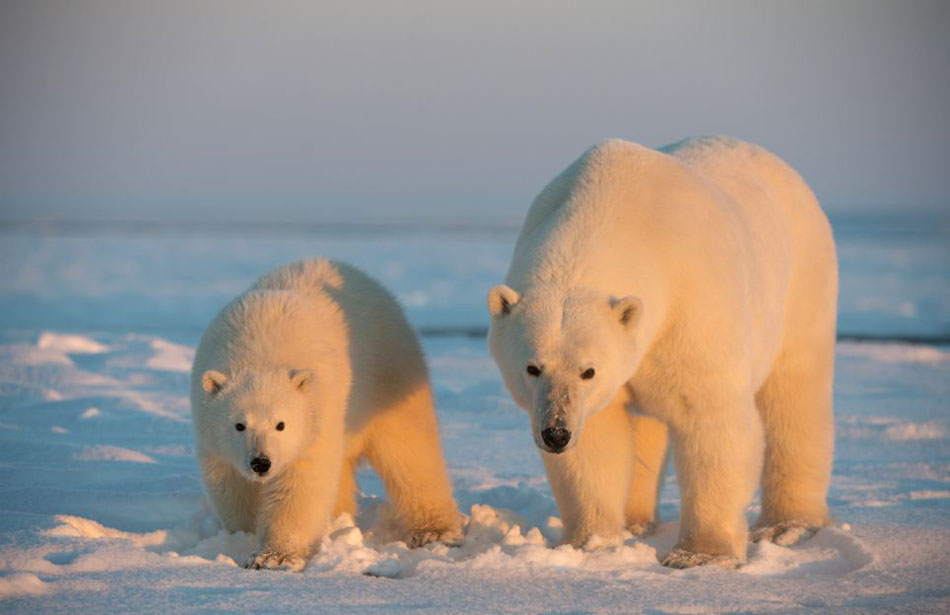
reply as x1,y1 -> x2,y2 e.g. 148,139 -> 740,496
541,427 -> 571,452
250,456 -> 271,475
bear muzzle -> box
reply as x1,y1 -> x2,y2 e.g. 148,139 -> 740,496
540,426 -> 572,453
250,455 -> 271,476
534,383 -> 577,453
535,409 -> 574,454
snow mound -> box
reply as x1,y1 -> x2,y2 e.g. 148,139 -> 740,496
32,504 -> 871,584
0,334 -> 191,422
312,504 -> 633,579
73,445 -> 156,464
743,527 -> 874,577
0,573 -> 51,598
45,515 -> 169,547
0,343 -> 74,367
144,339 -> 194,373
37,332 -> 109,355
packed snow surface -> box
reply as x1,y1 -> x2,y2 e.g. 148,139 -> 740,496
0,221 -> 948,613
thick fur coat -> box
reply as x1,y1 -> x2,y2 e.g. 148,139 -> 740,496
488,137 -> 837,567
191,259 -> 461,571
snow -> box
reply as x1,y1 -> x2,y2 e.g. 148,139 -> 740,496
36,332 -> 109,355
837,342 -> 950,365
144,339 -> 195,373
0,573 -> 50,598
72,445 -> 156,464
0,221 -> 948,613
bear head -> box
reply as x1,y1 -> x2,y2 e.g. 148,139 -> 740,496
196,365 -> 317,482
488,284 -> 643,454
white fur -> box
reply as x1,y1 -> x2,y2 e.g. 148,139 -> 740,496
488,137 -> 837,567
191,259 -> 461,570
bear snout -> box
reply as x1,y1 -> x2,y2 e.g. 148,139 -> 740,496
540,426 -> 571,453
250,455 -> 271,475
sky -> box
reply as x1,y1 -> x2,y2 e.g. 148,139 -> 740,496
0,1 -> 948,226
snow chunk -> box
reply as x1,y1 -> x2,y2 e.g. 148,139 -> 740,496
80,407 -> 100,419
363,557 -> 402,578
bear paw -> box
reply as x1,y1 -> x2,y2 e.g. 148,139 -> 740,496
407,526 -> 464,549
661,548 -> 741,569
244,550 -> 306,572
578,532 -> 626,550
751,521 -> 817,547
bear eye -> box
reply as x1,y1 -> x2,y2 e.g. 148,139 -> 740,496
235,423 -> 245,431
526,365 -> 542,377
276,421 -> 285,431
581,368 -> 596,380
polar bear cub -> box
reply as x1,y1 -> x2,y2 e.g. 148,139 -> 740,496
488,137 -> 837,568
191,259 -> 462,571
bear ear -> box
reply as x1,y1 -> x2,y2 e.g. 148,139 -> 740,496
488,284 -> 521,317
201,369 -> 227,396
610,296 -> 643,330
289,369 -> 313,393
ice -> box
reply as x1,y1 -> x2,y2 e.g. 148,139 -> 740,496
0,220 -> 947,613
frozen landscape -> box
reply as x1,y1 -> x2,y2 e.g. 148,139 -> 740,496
0,218 -> 947,614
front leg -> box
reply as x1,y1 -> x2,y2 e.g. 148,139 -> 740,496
247,444 -> 343,571
543,398 -> 635,548
199,455 -> 259,533
663,392 -> 763,568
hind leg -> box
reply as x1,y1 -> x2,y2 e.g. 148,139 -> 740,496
753,338 -> 835,545
624,412 -> 668,535
333,456 -> 359,518
364,386 -> 462,547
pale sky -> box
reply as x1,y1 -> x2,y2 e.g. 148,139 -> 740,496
1,1 -> 948,226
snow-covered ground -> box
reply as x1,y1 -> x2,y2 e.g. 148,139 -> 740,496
0,219 -> 948,614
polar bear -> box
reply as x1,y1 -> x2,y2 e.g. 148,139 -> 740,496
191,259 -> 462,571
488,137 -> 837,568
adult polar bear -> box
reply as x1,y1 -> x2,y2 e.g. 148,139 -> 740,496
192,259 -> 461,571
488,137 -> 837,568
